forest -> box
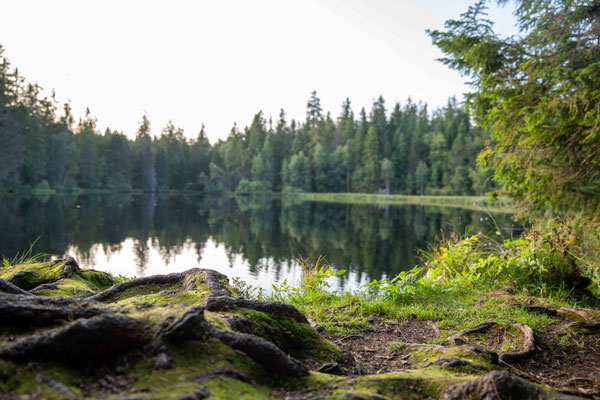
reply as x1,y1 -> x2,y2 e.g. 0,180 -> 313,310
0,45 -> 491,196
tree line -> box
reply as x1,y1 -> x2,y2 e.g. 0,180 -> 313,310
0,44 -> 492,195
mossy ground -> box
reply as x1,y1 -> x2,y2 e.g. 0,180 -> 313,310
2,253 -> 599,399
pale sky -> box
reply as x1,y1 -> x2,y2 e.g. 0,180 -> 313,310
0,0 -> 516,143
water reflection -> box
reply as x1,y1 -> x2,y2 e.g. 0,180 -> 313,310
0,194 -> 518,290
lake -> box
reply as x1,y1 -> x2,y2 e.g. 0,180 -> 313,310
0,194 -> 519,291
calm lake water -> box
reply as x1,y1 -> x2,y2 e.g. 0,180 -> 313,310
0,194 -> 519,291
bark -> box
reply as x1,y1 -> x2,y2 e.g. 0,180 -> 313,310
499,324 -> 537,363
0,314 -> 142,365
442,319 -> 498,346
0,293 -> 106,327
442,370 -> 584,400
204,296 -> 309,324
211,326 -> 309,378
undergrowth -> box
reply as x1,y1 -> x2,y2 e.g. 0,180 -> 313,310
1,240 -> 45,268
253,218 -> 599,336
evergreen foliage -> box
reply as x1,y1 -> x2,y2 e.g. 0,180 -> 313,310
0,44 -> 490,195
429,0 -> 600,216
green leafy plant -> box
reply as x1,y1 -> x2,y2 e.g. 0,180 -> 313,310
298,255 -> 346,291
115,274 -> 136,283
232,276 -> 264,299
362,266 -> 423,301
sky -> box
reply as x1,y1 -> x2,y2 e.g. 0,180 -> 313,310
0,0 -> 517,143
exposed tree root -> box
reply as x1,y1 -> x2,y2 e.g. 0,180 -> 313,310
0,278 -> 33,296
157,305 -> 309,378
160,306 -> 211,342
36,374 -> 85,400
7,257 -> 79,293
428,357 -> 489,372
499,323 -> 537,363
562,321 -> 600,331
90,268 -> 206,302
557,307 -> 597,323
210,326 -> 309,377
0,293 -> 107,327
441,319 -> 498,345
394,343 -> 449,352
342,392 -> 388,400
442,370 -> 583,400
203,296 -> 309,324
514,304 -> 560,316
196,368 -> 252,384
394,343 -> 500,364
200,270 -> 232,298
0,314 -> 142,365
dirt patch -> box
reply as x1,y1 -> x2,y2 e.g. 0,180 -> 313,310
313,314 -> 600,398
315,317 -> 441,375
508,326 -> 600,396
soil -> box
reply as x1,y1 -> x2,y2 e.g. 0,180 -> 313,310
314,316 -> 600,398
316,317 -> 440,375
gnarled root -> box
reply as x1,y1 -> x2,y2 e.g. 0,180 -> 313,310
0,278 -> 33,296
0,314 -> 142,365
211,326 -> 309,378
442,319 -> 498,346
0,293 -> 106,328
442,370 -> 582,400
204,296 -> 309,324
157,306 -> 309,378
499,323 -> 537,363
90,268 -> 229,302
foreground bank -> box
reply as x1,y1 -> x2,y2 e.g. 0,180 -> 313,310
1,238 -> 598,399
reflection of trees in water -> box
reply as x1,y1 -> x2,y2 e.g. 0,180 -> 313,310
0,195 -> 517,286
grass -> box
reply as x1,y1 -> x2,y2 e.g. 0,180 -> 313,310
1,240 -> 46,268
281,192 -> 512,212
262,226 -> 599,338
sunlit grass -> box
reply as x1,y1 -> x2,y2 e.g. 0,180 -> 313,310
1,239 -> 46,268
282,192 -> 512,212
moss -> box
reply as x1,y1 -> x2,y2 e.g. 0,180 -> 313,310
196,271 -> 238,297
34,269 -> 119,297
106,283 -> 184,303
232,309 -> 341,362
443,347 -> 498,370
112,288 -> 208,307
0,260 -> 67,290
203,377 -> 279,400
127,338 -> 273,400
0,360 -> 83,399
324,367 -> 475,399
205,311 -> 231,330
